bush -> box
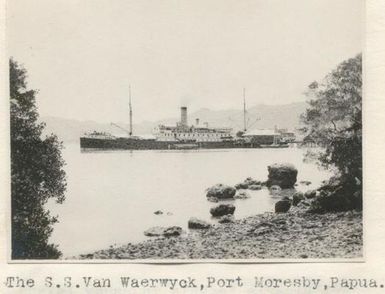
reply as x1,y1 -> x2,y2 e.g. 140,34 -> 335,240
309,176 -> 362,213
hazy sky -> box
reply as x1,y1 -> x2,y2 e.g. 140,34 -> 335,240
8,0 -> 362,123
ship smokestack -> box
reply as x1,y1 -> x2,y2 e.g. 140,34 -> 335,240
195,118 -> 199,126
181,107 -> 188,126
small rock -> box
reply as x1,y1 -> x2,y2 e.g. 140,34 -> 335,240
144,226 -> 183,237
304,190 -> 317,199
269,185 -> 282,195
248,184 -> 262,190
244,177 -> 261,186
218,214 -> 235,223
188,217 -> 211,229
275,200 -> 291,213
292,192 -> 305,206
270,185 -> 282,192
210,204 -> 236,217
252,227 -> 272,236
235,182 -> 249,189
234,191 -> 250,199
271,218 -> 286,225
144,226 -> 165,237
298,200 -> 311,208
163,226 -> 183,237
154,210 -> 163,215
300,180 -> 312,185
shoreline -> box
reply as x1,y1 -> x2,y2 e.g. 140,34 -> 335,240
76,205 -> 362,260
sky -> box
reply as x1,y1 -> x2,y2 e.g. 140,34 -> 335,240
7,0 -> 363,123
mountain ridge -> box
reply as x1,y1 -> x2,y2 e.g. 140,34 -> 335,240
41,102 -> 307,143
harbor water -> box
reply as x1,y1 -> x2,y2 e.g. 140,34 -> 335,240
47,144 -> 331,257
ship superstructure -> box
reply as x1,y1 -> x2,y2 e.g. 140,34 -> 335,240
153,107 -> 233,142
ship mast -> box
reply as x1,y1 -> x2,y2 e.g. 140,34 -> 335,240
129,85 -> 133,136
243,87 -> 247,132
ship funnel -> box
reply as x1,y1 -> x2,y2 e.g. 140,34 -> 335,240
195,118 -> 200,126
181,107 -> 188,126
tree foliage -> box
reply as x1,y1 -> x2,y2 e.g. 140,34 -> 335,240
301,54 -> 362,212
10,59 -> 67,259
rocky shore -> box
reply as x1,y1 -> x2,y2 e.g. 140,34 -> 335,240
77,207 -> 362,260
77,162 -> 362,260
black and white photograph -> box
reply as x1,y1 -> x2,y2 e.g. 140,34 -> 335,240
7,0 -> 363,261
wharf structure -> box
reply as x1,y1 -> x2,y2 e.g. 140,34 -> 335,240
242,129 -> 279,145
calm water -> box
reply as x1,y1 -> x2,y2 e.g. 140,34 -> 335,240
47,144 -> 330,257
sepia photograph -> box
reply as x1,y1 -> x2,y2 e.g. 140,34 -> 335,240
7,0 -> 363,261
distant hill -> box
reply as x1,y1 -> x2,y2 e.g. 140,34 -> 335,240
40,116 -> 156,143
40,102 -> 307,143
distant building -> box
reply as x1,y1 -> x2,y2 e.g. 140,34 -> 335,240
242,129 -> 279,145
153,107 -> 233,142
277,128 -> 296,143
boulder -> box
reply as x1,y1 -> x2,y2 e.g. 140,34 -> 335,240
206,184 -> 236,199
266,163 -> 298,189
188,217 -> 211,229
154,210 -> 163,215
248,184 -> 262,191
234,191 -> 250,199
292,191 -> 305,206
275,200 -> 291,213
210,204 -> 236,217
218,214 -> 235,223
304,189 -> 317,199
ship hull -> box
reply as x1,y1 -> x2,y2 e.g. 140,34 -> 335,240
80,137 -> 266,150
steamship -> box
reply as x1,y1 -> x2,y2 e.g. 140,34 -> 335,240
80,90 -> 290,150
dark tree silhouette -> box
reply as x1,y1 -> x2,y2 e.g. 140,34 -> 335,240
10,59 -> 66,259
301,54 -> 362,212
